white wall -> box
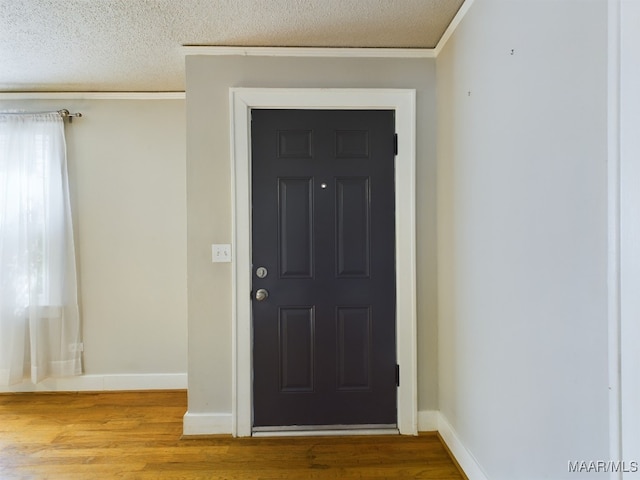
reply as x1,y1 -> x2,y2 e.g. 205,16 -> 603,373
184,56 -> 438,426
620,0 -> 640,474
437,1 -> 610,479
0,98 -> 188,391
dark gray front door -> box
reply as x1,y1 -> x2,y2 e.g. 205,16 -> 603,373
251,109 -> 396,428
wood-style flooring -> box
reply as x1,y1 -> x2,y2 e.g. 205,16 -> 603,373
0,390 -> 466,479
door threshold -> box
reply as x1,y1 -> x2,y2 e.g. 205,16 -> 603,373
252,424 -> 399,437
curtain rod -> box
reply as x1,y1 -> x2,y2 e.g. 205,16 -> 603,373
0,109 -> 83,123
58,109 -> 83,123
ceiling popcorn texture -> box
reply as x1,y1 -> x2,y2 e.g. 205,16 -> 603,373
0,0 -> 464,92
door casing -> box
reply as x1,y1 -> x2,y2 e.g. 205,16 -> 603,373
229,88 -> 417,437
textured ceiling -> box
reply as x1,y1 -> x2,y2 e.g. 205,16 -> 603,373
0,0 -> 464,92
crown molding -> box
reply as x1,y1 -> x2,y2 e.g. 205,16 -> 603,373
433,0 -> 476,56
0,92 -> 185,100
182,46 -> 436,58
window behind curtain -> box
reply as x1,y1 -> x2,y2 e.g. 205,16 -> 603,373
0,112 -> 82,386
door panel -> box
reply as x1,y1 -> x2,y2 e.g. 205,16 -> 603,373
336,177 -> 370,278
337,306 -> 372,391
279,307 -> 315,392
251,109 -> 396,428
278,178 -> 314,278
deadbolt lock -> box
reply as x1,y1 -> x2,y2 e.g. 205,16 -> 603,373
256,266 -> 268,278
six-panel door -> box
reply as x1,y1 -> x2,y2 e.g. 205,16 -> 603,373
251,109 -> 396,428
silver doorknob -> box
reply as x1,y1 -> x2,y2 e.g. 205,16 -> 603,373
255,288 -> 269,301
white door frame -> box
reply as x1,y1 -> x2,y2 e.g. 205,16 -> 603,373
229,88 -> 418,437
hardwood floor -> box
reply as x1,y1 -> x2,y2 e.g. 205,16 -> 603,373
0,391 -> 466,479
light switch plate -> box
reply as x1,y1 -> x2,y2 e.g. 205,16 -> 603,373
212,244 -> 232,263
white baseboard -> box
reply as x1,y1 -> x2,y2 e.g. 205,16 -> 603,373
437,412 -> 489,480
417,410 -> 439,431
183,412 -> 433,437
0,373 -> 187,393
183,412 -> 233,435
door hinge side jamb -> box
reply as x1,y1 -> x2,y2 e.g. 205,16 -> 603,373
396,364 -> 400,387
394,134 -> 398,156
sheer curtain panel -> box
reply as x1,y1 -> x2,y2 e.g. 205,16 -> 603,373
0,112 -> 82,386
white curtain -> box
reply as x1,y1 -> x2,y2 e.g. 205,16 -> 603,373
0,112 -> 82,386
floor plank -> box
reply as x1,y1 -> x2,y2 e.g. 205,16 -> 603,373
0,391 -> 465,479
